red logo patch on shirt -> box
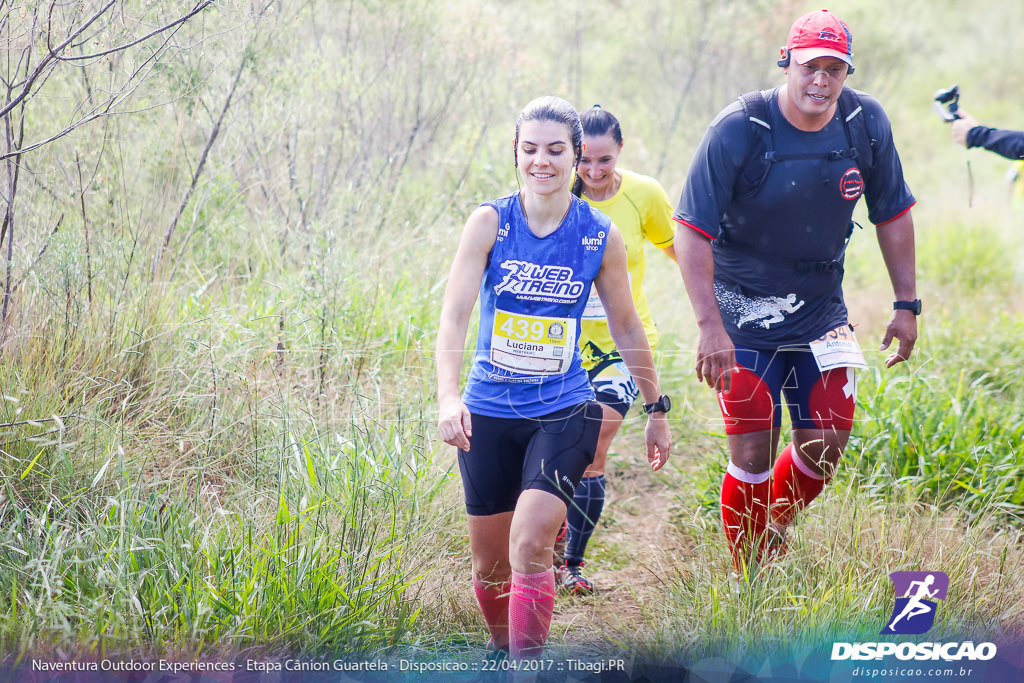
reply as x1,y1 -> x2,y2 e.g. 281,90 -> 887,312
840,167 -> 864,200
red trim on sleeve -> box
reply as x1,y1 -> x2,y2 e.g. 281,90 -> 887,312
876,201 -> 916,226
673,216 -> 716,241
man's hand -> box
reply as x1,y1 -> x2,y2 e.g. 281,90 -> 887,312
879,310 -> 918,368
694,323 -> 738,392
951,110 -> 979,147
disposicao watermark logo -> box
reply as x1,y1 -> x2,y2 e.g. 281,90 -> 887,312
882,571 -> 949,635
831,570 -> 998,663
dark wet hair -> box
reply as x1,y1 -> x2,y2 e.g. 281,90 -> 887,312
580,104 -> 623,145
513,96 -> 584,169
572,104 -> 623,197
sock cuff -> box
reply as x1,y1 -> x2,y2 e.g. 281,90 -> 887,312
787,445 -> 826,481
511,567 -> 554,583
511,568 -> 555,601
726,462 -> 771,484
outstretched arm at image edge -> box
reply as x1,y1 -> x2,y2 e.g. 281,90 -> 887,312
953,110 -> 1024,159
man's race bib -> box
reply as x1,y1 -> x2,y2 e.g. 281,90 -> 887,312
809,324 -> 867,372
490,309 -> 577,376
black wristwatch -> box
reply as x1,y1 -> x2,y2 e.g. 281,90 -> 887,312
642,394 -> 672,415
893,299 -> 923,316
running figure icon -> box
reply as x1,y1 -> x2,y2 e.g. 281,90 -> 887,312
882,571 -> 949,635
886,574 -> 938,632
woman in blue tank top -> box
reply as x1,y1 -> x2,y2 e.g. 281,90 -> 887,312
435,96 -> 672,660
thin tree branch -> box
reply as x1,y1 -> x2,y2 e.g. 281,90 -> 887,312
0,0 -> 118,119
0,1 -> 214,131
9,214 -> 61,296
75,152 -> 93,306
0,414 -> 74,430
153,52 -> 248,279
0,3 -> 215,163
1,94 -> 26,326
55,1 -> 214,63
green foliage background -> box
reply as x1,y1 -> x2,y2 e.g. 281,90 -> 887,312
0,0 -> 1022,664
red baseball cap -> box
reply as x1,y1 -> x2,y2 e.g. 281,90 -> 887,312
786,9 -> 854,68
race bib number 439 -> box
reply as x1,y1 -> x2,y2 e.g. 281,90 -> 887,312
490,309 -> 577,376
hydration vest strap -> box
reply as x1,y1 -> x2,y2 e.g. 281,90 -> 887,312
737,87 -> 873,183
716,219 -> 859,274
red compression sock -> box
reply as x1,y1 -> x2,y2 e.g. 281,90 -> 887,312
473,576 -> 510,651
771,443 -> 829,528
720,463 -> 771,573
509,567 -> 555,659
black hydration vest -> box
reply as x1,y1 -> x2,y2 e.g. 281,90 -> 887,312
722,86 -> 876,273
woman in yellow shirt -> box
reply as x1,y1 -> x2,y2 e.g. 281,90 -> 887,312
557,106 -> 677,594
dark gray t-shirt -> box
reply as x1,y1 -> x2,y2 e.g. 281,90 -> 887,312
674,88 -> 915,348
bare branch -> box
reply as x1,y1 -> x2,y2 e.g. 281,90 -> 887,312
0,1 -> 213,121
9,214 -> 61,296
1,42 -> 194,163
152,53 -> 248,279
0,414 -> 75,430
56,1 -> 214,63
75,152 -> 93,306
1,100 -> 26,325
0,0 -> 118,119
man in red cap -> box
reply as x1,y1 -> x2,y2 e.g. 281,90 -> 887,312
672,9 -> 920,576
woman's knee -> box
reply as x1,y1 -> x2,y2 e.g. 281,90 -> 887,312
508,529 -> 555,571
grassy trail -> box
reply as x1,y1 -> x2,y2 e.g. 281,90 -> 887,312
549,452 -> 688,656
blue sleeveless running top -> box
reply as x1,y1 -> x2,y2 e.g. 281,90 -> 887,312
463,191 -> 610,418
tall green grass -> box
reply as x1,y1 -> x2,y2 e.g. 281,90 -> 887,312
0,407 -> 445,658
644,492 -> 1023,667
849,348 -> 1024,523
844,210 -> 1024,523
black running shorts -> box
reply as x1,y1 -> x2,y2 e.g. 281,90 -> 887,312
458,400 -> 603,516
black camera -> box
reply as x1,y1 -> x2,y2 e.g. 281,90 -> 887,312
933,84 -> 962,122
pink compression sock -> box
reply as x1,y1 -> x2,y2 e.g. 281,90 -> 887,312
473,576 -> 510,651
508,567 -> 555,659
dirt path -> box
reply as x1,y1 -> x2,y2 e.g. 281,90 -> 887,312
549,448 -> 697,656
